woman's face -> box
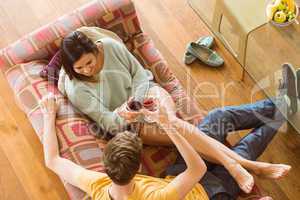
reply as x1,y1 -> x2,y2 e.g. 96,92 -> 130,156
73,53 -> 98,77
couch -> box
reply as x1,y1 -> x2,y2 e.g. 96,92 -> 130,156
0,0 -> 204,199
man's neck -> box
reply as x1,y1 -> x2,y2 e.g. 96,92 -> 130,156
110,180 -> 135,200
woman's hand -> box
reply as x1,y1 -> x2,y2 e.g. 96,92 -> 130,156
117,100 -> 143,123
141,99 -> 170,124
39,93 -> 58,117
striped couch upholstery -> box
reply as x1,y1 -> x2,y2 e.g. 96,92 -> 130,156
0,0 -> 204,199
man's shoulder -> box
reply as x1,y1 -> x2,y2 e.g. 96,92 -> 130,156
133,174 -> 208,200
134,174 -> 170,188
82,172 -> 110,195
90,174 -> 111,186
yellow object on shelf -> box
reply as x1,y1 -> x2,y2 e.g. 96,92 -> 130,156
267,0 -> 299,27
266,0 -> 299,27
285,0 -> 296,12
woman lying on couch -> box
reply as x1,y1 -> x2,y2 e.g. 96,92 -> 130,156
57,27 -> 292,195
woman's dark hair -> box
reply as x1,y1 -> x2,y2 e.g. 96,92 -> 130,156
60,31 -> 99,81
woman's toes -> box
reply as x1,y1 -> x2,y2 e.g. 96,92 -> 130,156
242,176 -> 254,193
259,196 -> 273,200
244,185 -> 252,194
277,165 -> 291,178
256,163 -> 291,179
284,165 -> 292,172
247,178 -> 254,192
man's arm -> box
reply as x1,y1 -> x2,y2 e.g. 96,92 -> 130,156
161,123 -> 207,199
141,108 -> 207,199
40,94 -> 105,193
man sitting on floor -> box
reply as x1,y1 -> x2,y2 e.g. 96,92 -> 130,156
40,93 -> 209,199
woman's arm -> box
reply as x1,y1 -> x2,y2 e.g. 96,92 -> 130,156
72,89 -> 128,134
110,38 -> 153,101
71,88 -> 142,134
40,94 -> 105,193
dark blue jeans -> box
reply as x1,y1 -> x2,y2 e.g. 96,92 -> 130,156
165,98 -> 286,200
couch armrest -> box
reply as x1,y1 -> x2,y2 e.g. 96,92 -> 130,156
0,0 -> 141,73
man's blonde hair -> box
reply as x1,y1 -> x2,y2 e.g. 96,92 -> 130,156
103,131 -> 142,185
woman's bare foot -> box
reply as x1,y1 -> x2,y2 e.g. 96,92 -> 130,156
259,196 -> 273,200
252,162 -> 291,179
227,162 -> 254,193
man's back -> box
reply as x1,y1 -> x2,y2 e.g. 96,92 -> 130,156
84,174 -> 208,200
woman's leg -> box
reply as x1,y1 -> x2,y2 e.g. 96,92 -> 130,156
140,86 -> 254,193
141,86 -> 289,185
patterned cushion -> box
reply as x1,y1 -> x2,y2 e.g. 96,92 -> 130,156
5,61 -> 177,199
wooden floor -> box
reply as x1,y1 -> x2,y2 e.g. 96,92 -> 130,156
0,0 -> 299,199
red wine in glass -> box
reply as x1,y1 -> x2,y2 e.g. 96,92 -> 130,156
126,99 -> 143,111
143,98 -> 156,111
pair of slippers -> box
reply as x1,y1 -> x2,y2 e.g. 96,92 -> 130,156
184,36 -> 224,67
279,63 -> 300,117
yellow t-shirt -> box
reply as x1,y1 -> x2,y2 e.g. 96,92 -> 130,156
86,174 -> 208,200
